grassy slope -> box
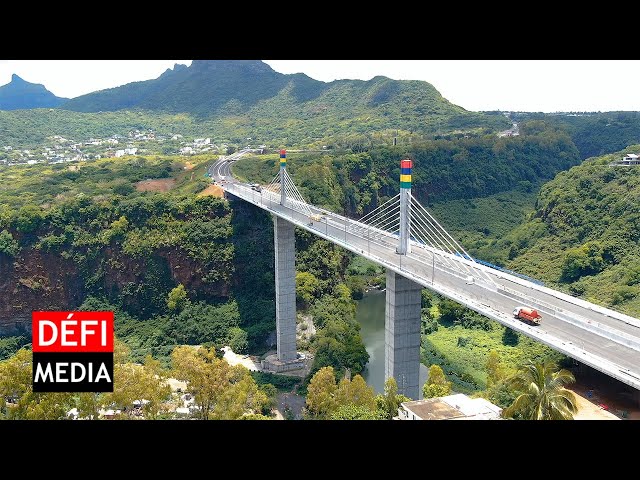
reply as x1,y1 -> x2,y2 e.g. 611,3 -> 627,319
0,154 -> 216,209
422,323 -> 564,394
428,188 -> 539,260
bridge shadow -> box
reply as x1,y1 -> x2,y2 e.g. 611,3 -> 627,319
228,195 -> 276,353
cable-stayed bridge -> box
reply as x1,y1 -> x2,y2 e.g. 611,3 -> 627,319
210,149 -> 640,399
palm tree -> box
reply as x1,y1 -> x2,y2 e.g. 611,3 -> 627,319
503,360 -> 578,420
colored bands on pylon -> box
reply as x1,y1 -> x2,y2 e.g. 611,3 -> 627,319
280,149 -> 286,167
400,159 -> 412,188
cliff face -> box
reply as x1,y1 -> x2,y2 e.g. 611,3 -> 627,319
0,245 -> 231,336
0,250 -> 84,335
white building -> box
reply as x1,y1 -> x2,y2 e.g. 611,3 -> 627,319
622,154 -> 640,165
397,393 -> 502,420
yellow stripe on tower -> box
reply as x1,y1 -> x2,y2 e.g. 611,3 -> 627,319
400,174 -> 411,183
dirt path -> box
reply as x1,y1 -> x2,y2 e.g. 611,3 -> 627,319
198,184 -> 224,198
570,365 -> 639,419
570,389 -> 619,420
135,178 -> 176,192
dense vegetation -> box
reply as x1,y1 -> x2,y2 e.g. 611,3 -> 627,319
305,368 -> 407,420
420,293 -> 564,395
0,109 -> 210,150
0,154 -> 276,363
472,145 -> 640,316
514,113 -> 640,159
62,60 -> 508,139
0,340 -> 275,419
294,230 -> 370,382
234,125 -> 580,216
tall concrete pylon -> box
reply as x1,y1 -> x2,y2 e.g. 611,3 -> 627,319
385,270 -> 422,399
397,159 -> 412,255
273,215 -> 297,362
386,158 -> 421,399
280,149 -> 286,206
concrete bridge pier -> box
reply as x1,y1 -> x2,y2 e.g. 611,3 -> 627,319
385,270 -> 423,399
262,215 -> 305,373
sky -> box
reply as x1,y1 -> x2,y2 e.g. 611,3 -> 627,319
1,60 -> 640,112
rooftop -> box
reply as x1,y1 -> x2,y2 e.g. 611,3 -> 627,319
399,393 -> 502,420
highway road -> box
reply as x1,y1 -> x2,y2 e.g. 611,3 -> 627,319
209,151 -> 640,390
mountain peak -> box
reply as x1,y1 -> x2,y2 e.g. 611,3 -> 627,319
190,60 -> 277,74
0,74 -> 67,111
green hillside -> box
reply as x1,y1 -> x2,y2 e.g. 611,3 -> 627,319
478,145 -> 640,316
515,113 -> 640,159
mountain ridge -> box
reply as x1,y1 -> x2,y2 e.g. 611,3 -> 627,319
59,60 -> 509,139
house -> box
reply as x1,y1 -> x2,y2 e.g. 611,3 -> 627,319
397,393 -> 502,420
622,154 -> 640,165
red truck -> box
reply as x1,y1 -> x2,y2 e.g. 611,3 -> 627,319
513,306 -> 542,325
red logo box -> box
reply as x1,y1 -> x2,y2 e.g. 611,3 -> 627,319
32,311 -> 114,392
32,311 -> 113,353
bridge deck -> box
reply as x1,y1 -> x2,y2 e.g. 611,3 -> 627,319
225,182 -> 640,390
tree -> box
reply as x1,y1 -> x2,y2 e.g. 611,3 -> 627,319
213,369 -> 269,420
561,241 -> 606,282
171,345 -> 267,419
0,230 -> 19,257
335,374 -> 376,411
167,284 -> 188,312
0,349 -> 74,420
330,404 -> 386,420
296,271 -> 321,307
423,364 -> 452,399
345,275 -> 365,300
375,377 -> 409,419
438,298 -> 466,326
305,366 -> 337,418
101,354 -> 171,419
227,327 -> 248,354
77,392 -> 101,420
13,204 -> 43,233
485,350 -> 506,389
503,360 -> 578,420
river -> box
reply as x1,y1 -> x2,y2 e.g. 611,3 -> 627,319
356,289 -> 428,398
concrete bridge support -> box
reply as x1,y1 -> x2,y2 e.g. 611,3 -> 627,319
274,215 -> 297,362
385,270 -> 423,399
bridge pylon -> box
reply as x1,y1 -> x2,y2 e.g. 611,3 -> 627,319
280,149 -> 286,206
397,159 -> 412,255
262,215 -> 306,373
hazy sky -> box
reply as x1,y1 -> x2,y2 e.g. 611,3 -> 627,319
1,60 -> 639,112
